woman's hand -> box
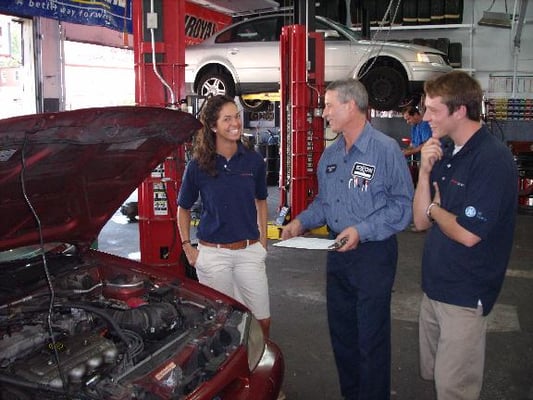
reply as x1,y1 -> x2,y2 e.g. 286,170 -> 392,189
183,244 -> 199,266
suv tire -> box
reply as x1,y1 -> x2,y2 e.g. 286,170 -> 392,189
197,72 -> 271,112
198,72 -> 235,98
239,96 -> 271,112
361,66 -> 407,111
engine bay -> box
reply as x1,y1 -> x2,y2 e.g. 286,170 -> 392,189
0,245 -> 248,399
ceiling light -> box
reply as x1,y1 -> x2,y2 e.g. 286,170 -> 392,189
478,10 -> 512,28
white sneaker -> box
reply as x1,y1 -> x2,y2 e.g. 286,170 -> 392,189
276,390 -> 286,400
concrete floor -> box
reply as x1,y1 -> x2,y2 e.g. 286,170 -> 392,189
99,187 -> 533,400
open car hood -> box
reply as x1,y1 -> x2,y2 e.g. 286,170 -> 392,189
0,106 -> 201,252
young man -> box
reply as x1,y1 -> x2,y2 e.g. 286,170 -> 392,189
282,79 -> 413,400
413,70 -> 518,400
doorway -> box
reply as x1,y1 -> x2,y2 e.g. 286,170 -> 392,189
0,14 -> 36,119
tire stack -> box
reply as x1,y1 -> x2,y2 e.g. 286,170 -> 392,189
398,0 -> 463,26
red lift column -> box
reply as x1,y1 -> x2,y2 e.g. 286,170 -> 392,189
132,0 -> 186,272
279,25 -> 325,219
133,0 -> 185,107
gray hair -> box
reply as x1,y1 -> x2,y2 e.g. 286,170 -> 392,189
326,79 -> 368,113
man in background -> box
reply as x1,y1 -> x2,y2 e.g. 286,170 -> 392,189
402,105 -> 432,189
402,105 -> 432,159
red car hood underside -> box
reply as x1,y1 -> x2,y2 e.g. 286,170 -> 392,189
0,106 -> 201,252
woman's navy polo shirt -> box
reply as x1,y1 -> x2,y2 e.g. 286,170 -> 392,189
178,142 -> 268,244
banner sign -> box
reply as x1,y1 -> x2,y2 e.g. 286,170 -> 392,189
0,0 -> 132,33
184,1 -> 231,46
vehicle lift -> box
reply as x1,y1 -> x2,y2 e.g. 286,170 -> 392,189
277,1 -> 325,227
132,0 -> 188,272
132,0 -> 326,269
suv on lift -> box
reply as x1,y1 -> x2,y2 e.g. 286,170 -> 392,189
185,14 -> 452,111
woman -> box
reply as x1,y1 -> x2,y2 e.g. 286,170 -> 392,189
177,95 -> 271,337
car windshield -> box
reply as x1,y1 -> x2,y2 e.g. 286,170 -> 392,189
0,242 -> 75,263
0,242 -> 79,302
319,17 -> 363,40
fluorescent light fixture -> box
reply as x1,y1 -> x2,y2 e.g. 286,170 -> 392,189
478,11 -> 512,28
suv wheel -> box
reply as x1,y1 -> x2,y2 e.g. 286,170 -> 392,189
198,72 -> 235,98
361,66 -> 407,111
197,73 -> 270,112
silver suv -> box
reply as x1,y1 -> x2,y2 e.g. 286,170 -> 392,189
185,14 -> 452,111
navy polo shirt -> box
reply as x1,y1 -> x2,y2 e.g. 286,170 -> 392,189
178,142 -> 268,243
422,126 -> 518,315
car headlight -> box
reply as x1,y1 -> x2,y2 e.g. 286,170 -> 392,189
416,52 -> 431,63
235,311 -> 266,370
245,314 -> 266,370
417,52 -> 447,65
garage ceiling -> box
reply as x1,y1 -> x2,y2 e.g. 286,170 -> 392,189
188,0 -> 280,15
189,0 -> 279,15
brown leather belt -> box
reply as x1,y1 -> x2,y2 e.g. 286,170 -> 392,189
199,239 -> 259,250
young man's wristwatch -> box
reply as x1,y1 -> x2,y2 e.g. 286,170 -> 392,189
426,202 -> 440,222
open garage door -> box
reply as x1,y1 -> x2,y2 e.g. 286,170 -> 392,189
63,41 -> 135,110
0,14 -> 36,119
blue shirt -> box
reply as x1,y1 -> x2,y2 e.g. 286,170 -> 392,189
411,120 -> 432,147
422,126 -> 518,315
178,142 -> 268,243
297,123 -> 414,242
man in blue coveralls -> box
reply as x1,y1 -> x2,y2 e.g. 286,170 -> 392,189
413,70 -> 517,400
402,105 -> 432,188
402,105 -> 432,160
281,79 -> 414,400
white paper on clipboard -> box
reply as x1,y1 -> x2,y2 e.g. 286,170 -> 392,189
272,236 -> 336,250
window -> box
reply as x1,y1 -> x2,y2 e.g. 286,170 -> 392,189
215,17 -> 279,43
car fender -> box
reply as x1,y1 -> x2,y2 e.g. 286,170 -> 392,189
351,45 -> 414,81
186,55 -> 241,93
352,40 -> 448,81
349,55 -> 410,83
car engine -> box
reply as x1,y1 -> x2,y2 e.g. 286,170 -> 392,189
0,248 -> 248,400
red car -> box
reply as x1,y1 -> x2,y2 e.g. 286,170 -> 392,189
0,107 -> 284,399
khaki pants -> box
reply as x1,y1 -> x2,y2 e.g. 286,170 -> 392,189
195,242 -> 270,319
419,293 -> 487,400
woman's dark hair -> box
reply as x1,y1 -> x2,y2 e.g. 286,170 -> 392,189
193,95 -> 236,176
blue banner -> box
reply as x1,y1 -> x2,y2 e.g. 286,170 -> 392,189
0,0 -> 132,33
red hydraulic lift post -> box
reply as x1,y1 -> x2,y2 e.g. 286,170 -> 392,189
132,0 -> 187,272
279,23 -> 325,219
